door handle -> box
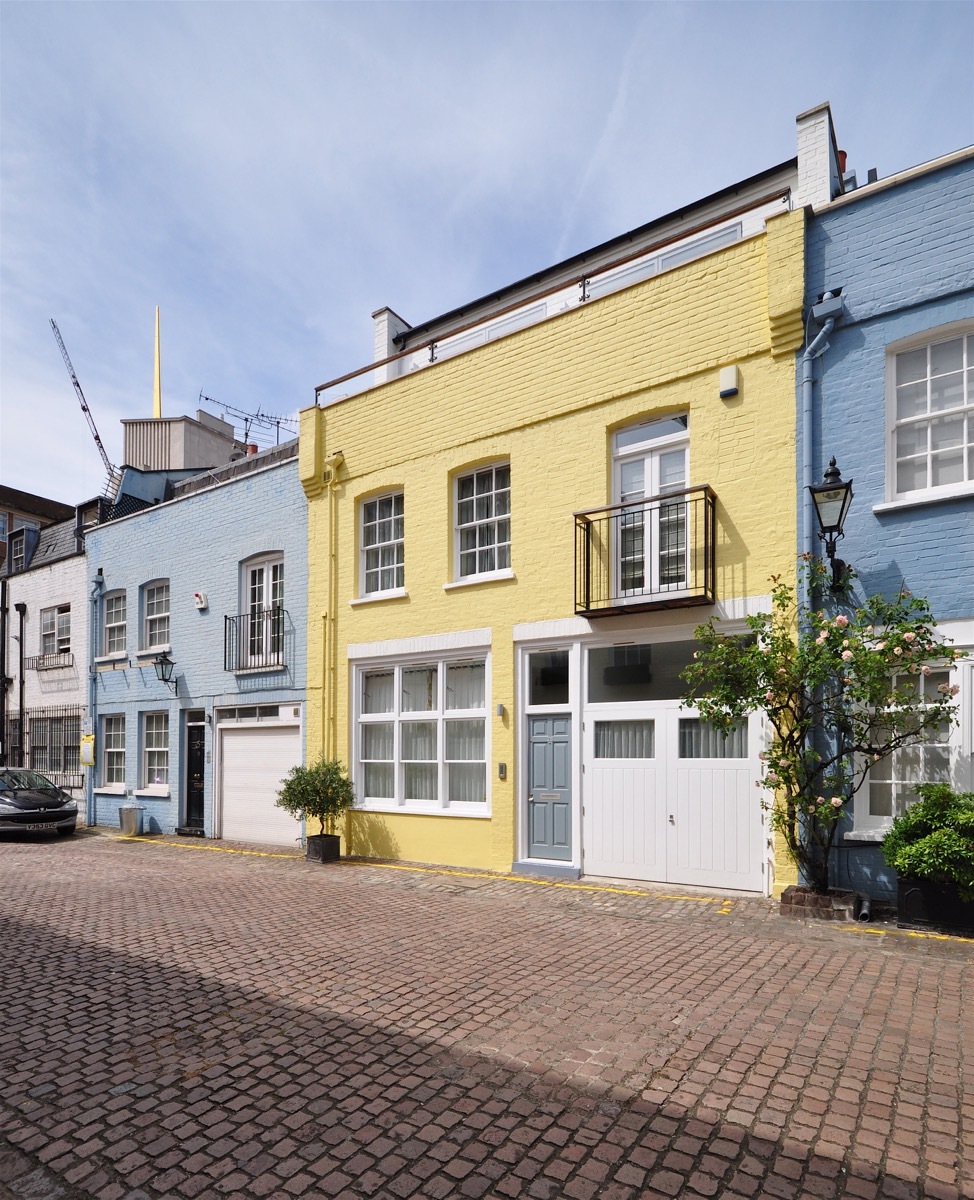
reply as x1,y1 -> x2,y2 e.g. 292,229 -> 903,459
668,814 -> 675,825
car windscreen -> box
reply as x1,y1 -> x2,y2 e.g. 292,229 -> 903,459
0,770 -> 58,791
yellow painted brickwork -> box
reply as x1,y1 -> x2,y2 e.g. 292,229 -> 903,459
301,210 -> 805,879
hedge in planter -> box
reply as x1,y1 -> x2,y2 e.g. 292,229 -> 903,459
882,783 -> 974,933
276,756 -> 355,862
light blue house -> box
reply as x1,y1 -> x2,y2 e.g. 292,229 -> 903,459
85,437 -> 308,845
803,145 -> 974,901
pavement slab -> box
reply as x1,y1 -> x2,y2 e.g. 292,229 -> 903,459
0,831 -> 971,1200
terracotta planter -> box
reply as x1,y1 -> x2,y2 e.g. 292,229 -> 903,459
897,877 -> 974,936
306,833 -> 341,863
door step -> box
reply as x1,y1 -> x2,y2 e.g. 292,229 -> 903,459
512,861 -> 581,881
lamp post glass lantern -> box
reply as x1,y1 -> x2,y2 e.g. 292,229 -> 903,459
154,650 -> 177,692
809,457 -> 854,589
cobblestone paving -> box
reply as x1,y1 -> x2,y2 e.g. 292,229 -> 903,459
0,830 -> 971,1200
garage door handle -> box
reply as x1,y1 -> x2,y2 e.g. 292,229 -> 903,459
668,814 -> 675,824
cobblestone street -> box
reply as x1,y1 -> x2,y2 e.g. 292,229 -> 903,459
0,831 -> 971,1200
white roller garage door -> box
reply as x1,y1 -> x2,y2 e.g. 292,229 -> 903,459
220,725 -> 303,846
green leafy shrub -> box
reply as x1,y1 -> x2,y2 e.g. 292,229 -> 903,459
882,783 -> 974,901
276,756 -> 355,837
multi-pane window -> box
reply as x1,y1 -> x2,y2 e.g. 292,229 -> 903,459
456,465 -> 510,577
358,658 -> 488,808
245,556 -> 284,665
614,415 -> 689,596
362,493 -> 404,594
40,605 -> 71,657
862,670 -> 954,830
102,715 -> 126,786
144,581 -> 170,649
142,712 -> 169,787
892,331 -> 973,497
28,713 -> 81,777
103,592 -> 126,654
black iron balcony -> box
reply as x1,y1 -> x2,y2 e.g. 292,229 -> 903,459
575,485 -> 716,616
224,606 -> 289,672
24,652 -> 74,671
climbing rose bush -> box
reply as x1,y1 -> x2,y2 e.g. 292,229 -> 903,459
682,559 -> 962,893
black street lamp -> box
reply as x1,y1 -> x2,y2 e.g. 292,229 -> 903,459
809,457 -> 854,590
153,650 -> 177,694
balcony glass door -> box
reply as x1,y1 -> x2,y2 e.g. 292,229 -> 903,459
616,418 -> 688,599
246,559 -> 284,667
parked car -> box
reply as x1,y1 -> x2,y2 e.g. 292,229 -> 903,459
0,769 -> 78,836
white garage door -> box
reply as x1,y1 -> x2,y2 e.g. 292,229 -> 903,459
582,705 -> 765,892
220,725 -> 303,846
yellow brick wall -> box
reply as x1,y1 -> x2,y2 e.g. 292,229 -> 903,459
301,209 -> 805,878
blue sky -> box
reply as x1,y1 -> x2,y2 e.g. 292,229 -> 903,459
2,0 -> 972,505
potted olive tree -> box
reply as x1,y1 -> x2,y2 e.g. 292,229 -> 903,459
276,756 -> 355,862
882,783 -> 974,935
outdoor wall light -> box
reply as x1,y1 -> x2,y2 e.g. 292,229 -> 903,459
153,650 -> 178,694
809,456 -> 854,590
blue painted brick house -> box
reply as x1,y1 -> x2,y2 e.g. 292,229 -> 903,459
84,440 -> 308,845
803,147 -> 974,901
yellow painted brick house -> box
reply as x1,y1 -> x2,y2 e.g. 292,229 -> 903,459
300,105 -> 843,895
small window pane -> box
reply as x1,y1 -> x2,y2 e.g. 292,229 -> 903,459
679,718 -> 746,758
446,661 -> 485,709
404,764 -> 437,801
529,651 -> 569,705
896,347 -> 928,386
595,721 -> 655,759
364,763 -> 394,799
363,671 -> 394,714
362,723 -> 393,760
445,720 -> 484,760
448,763 -> 485,803
402,666 -> 436,712
402,722 -> 436,760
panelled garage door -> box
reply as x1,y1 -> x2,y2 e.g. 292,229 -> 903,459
220,725 -> 303,846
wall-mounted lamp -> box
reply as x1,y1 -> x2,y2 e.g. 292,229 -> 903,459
153,650 -> 178,694
808,456 -> 854,590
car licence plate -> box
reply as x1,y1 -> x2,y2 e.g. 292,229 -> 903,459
22,823 -> 54,831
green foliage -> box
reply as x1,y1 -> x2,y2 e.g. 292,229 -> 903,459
683,558 -> 962,893
275,755 -> 355,836
882,783 -> 974,901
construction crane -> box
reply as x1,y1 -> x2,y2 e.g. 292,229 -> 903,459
50,319 -> 122,500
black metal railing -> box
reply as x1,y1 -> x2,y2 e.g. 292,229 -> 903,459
575,485 -> 716,616
224,607 -> 288,671
24,652 -> 75,671
2,705 -> 85,788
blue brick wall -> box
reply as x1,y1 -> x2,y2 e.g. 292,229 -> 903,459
803,155 -> 974,901
84,454 -> 307,835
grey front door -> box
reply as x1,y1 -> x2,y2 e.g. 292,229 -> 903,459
527,716 -> 572,860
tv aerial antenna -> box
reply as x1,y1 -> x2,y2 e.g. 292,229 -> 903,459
198,393 -> 298,447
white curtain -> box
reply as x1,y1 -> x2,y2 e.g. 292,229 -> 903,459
363,671 -> 394,714
679,718 -> 746,759
449,763 -> 486,803
402,666 -> 436,712
594,721 -> 655,759
446,661 -> 485,710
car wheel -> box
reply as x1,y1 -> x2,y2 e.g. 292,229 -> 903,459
56,824 -> 77,837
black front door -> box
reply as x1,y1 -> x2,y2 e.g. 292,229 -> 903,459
184,724 -> 205,829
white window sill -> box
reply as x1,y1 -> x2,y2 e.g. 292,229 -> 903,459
874,485 -> 974,514
843,829 -> 887,843
350,589 -> 408,607
353,802 -> 491,819
136,645 -> 171,659
95,653 -> 129,665
135,787 -> 170,798
443,569 -> 516,591
232,663 -> 287,675
94,785 -> 126,796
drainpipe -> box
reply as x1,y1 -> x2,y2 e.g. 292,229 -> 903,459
14,602 -> 26,767
88,569 -> 104,825
800,291 -> 844,612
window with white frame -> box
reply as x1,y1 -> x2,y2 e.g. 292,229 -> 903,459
357,657 -> 488,809
141,712 -> 169,787
891,328 -> 973,499
103,591 -> 127,655
143,581 -> 170,649
241,554 -> 284,666
362,493 -> 404,595
858,668 -> 957,834
613,415 -> 689,595
456,464 -> 510,578
102,715 -> 126,786
40,605 -> 70,657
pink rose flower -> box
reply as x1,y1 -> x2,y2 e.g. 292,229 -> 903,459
842,650 -> 853,661
835,615 -> 849,628
904,632 -> 916,643
831,798 -> 842,808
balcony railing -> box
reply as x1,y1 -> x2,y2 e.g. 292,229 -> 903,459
575,485 -> 716,616
25,652 -> 74,671
224,607 -> 289,672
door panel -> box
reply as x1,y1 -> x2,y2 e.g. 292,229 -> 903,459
527,716 -> 572,861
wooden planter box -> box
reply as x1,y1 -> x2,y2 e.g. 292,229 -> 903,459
306,833 -> 341,863
897,877 -> 974,936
